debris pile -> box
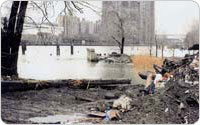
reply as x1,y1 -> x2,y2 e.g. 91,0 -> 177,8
104,53 -> 132,64
138,51 -> 199,124
87,50 -> 132,64
160,53 -> 199,124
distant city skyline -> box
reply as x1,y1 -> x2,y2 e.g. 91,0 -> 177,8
1,1 -> 199,34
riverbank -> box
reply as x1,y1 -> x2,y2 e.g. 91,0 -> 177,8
1,54 -> 199,124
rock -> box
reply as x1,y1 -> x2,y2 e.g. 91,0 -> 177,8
105,92 -> 118,99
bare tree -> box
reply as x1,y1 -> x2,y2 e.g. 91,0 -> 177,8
155,34 -> 158,57
184,20 -> 199,49
104,10 -> 137,54
110,11 -> 125,54
1,1 -> 97,76
155,34 -> 167,58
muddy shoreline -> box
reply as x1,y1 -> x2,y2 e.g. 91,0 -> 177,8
1,84 -> 144,124
2,79 -> 198,124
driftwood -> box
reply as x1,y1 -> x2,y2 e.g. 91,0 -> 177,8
75,96 -> 95,102
1,79 -> 131,93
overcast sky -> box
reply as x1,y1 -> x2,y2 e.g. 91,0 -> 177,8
1,1 -> 199,34
155,1 -> 199,34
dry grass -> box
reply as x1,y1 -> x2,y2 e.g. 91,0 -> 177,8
131,55 -> 164,73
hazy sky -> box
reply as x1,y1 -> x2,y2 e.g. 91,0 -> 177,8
1,1 -> 199,34
155,1 -> 199,34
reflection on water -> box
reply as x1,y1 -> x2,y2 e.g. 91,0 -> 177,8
18,46 -> 188,82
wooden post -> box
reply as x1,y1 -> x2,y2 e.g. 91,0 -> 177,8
121,37 -> 124,54
22,42 -> 26,55
56,45 -> 60,56
71,41 -> 74,55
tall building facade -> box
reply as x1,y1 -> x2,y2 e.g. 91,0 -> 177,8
57,15 -> 80,38
57,16 -> 101,38
101,1 -> 155,45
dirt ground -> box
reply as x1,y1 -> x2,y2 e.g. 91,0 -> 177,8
1,79 -> 198,124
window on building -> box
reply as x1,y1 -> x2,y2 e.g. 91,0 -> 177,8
121,1 -> 129,7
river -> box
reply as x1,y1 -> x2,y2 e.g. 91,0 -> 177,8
17,46 -> 188,83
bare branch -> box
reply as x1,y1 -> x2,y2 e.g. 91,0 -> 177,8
64,1 -> 73,15
31,1 -> 54,27
76,1 -> 101,16
111,35 -> 121,47
71,1 -> 83,13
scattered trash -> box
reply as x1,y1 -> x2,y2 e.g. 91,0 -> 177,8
105,110 -> 120,121
185,90 -> 189,94
184,116 -> 188,124
164,108 -> 168,113
113,95 -> 132,112
179,102 -> 184,109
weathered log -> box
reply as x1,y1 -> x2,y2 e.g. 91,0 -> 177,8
1,79 -> 131,93
75,96 -> 95,102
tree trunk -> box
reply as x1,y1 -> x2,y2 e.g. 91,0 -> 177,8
155,44 -> 158,57
161,45 -> 164,58
155,36 -> 158,57
2,1 -> 28,76
10,1 -> 28,76
149,45 -> 152,56
1,1 -> 20,76
11,1 -> 28,76
120,37 -> 125,54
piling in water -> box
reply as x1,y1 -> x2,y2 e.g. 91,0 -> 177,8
56,45 -> 60,56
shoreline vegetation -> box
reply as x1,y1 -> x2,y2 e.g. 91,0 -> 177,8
131,55 -> 164,73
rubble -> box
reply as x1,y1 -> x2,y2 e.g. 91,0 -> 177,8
137,51 -> 199,124
102,53 -> 132,64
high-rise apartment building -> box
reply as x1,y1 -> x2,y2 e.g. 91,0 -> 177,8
101,1 -> 155,44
